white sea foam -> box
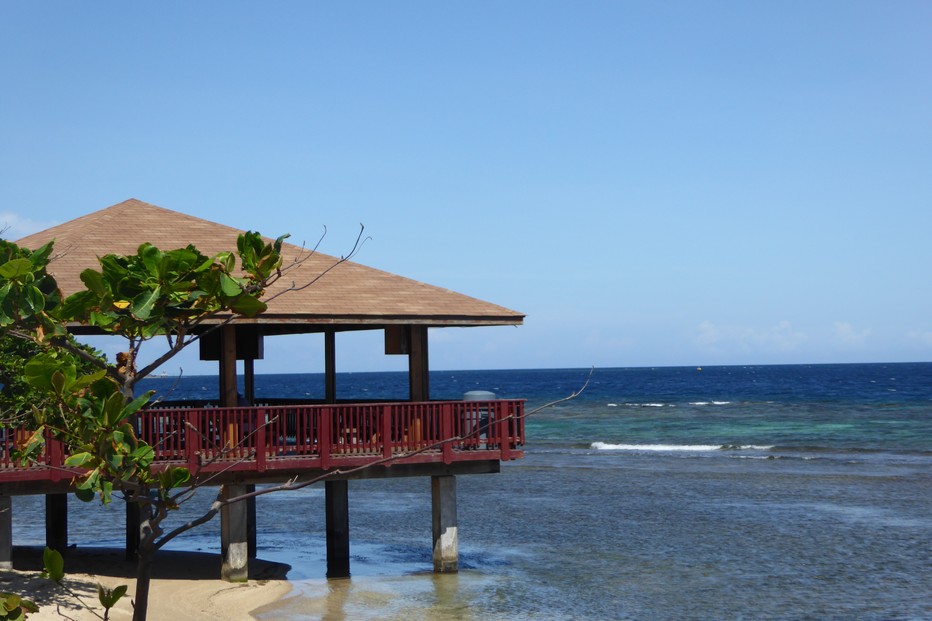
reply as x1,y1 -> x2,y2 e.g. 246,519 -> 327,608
591,442 -> 774,452
689,401 -> 732,406
592,442 -> 723,452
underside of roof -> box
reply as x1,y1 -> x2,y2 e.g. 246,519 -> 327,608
15,199 -> 524,332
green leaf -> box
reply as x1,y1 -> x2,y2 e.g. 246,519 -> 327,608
50,370 -> 66,397
79,268 -> 107,296
107,449 -> 124,470
130,444 -> 154,468
170,467 -> 191,488
74,487 -> 95,502
43,547 -> 64,582
13,429 -> 45,465
131,285 -> 161,320
122,392 -> 152,418
2,594 -> 20,611
227,295 -> 267,318
76,468 -> 100,491
103,391 -> 127,426
28,241 -> 54,267
100,480 -> 113,504
158,465 -> 191,489
69,368 -> 108,392
60,290 -> 100,323
0,258 -> 33,279
24,355 -> 63,391
139,243 -> 162,276
219,273 -> 243,297
98,583 -> 128,609
63,452 -> 94,468
22,285 -> 46,314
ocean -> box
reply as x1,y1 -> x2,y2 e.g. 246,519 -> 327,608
11,363 -> 932,620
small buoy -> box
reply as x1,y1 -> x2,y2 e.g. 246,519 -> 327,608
697,367 -> 702,372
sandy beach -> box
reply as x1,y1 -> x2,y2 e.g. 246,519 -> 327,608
0,546 -> 291,620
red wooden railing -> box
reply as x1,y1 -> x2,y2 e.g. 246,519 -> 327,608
0,400 -> 525,482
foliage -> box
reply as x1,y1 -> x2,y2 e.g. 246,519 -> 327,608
0,336 -> 104,429
0,230 -> 287,502
41,547 -> 64,582
0,230 -> 288,621
42,547 -> 128,621
0,240 -> 64,342
0,594 -> 38,620
60,233 -> 287,337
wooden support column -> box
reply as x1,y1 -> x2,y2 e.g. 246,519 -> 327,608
408,326 -> 430,402
325,329 -> 336,404
218,329 -> 251,580
244,358 -> 255,405
325,480 -> 350,578
431,475 -> 458,573
220,483 -> 249,582
220,325 -> 238,407
241,364 -> 257,559
0,495 -> 12,569
45,494 -> 68,553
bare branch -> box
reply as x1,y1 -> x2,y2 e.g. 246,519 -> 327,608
263,224 -> 370,304
154,369 -> 593,550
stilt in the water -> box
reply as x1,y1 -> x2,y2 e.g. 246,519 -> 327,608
220,483 -> 249,582
431,475 -> 458,572
325,479 -> 350,578
46,493 -> 68,553
0,495 -> 11,569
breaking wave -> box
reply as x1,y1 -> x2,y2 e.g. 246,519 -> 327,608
590,442 -> 774,452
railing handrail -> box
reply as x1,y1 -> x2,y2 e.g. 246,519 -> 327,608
0,399 -> 525,482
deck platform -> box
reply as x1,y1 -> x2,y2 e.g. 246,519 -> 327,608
0,399 -> 525,577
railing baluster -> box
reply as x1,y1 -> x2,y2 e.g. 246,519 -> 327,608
441,403 -> 453,464
0,399 -> 526,481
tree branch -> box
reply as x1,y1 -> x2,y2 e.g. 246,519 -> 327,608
153,369 -> 593,550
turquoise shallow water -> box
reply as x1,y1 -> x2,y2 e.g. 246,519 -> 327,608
12,363 -> 932,620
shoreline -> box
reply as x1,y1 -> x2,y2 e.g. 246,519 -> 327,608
2,546 -> 292,620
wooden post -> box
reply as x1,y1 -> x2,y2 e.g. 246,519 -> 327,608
325,329 -> 336,404
431,475 -> 458,573
325,479 -> 350,578
220,483 -> 249,582
218,328 -> 251,580
45,494 -> 68,553
242,362 -> 257,559
0,495 -> 11,569
408,326 -> 429,402
220,325 -> 238,408
244,358 -> 255,405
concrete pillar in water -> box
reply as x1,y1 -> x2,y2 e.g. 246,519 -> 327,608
325,479 -> 350,578
0,495 -> 12,569
45,493 -> 68,553
221,484 -> 249,582
246,483 -> 257,559
431,475 -> 458,573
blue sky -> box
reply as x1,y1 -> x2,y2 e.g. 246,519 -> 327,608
1,2 -> 930,373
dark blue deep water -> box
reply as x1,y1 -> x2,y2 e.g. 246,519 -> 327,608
13,364 -> 932,620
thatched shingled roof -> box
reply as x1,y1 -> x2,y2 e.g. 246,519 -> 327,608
15,199 -> 524,332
